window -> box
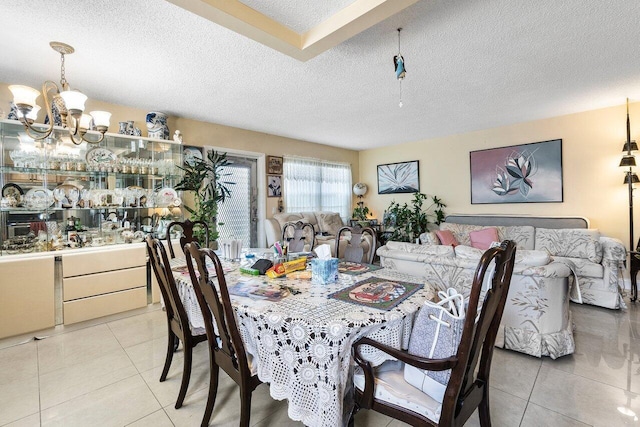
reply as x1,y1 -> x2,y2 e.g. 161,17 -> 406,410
283,156 -> 352,220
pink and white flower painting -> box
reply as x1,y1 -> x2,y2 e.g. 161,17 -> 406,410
470,139 -> 562,204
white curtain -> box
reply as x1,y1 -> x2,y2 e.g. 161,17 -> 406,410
283,156 -> 352,220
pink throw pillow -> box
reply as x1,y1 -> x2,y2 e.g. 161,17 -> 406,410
435,230 -> 459,247
469,228 -> 499,250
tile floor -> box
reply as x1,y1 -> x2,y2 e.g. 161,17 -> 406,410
1,301 -> 640,426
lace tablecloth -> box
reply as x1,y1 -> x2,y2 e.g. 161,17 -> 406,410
170,259 -> 434,427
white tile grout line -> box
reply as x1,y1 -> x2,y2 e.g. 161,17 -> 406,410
0,304 -> 164,350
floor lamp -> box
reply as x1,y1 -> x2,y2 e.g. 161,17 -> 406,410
621,98 -> 639,252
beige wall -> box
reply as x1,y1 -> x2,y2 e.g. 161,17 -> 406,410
0,82 -> 359,220
359,102 -> 638,249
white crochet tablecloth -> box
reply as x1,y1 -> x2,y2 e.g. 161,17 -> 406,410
170,258 -> 434,427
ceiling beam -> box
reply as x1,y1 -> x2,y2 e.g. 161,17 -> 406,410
165,0 -> 420,61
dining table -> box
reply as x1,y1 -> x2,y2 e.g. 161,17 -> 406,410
170,256 -> 435,427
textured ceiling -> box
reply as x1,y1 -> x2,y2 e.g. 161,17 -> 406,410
0,0 -> 639,151
239,0 -> 356,33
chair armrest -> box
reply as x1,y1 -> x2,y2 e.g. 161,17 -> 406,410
352,337 -> 457,372
600,237 -> 627,261
352,336 -> 458,410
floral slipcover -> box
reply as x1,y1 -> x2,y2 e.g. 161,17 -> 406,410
382,223 -> 628,358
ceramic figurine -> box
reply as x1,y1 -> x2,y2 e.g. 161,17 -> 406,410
173,130 -> 183,144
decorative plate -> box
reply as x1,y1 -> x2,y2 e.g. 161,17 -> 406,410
183,147 -> 203,166
2,183 -> 24,203
156,187 -> 178,207
85,147 -> 117,166
24,187 -> 54,210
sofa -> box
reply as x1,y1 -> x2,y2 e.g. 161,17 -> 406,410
265,211 -> 373,259
376,215 -> 628,359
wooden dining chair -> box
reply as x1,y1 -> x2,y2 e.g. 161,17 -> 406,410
185,242 -> 263,427
146,236 -> 207,410
351,240 -> 517,427
282,220 -> 315,253
166,219 -> 209,258
336,224 -> 377,264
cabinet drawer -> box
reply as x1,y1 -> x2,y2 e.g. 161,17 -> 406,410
62,245 -> 146,277
63,287 -> 147,324
63,266 -> 146,301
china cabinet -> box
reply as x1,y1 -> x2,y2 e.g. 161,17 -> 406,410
0,119 -> 183,255
0,119 -> 184,335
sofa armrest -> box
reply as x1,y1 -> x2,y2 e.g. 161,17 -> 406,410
264,218 -> 281,248
600,237 -> 627,261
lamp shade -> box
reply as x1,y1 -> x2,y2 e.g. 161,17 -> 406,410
9,85 -> 40,108
59,90 -> 87,115
353,182 -> 368,196
623,141 -> 639,152
90,111 -> 111,128
620,154 -> 637,167
624,172 -> 640,184
79,114 -> 92,130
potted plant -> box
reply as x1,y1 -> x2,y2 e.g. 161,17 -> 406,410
383,192 -> 446,242
175,149 -> 234,245
352,200 -> 372,225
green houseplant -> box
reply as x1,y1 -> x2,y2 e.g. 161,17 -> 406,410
175,149 -> 234,244
352,200 -> 372,223
383,192 -> 446,242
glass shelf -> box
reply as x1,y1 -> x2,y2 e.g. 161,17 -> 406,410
0,119 -> 185,256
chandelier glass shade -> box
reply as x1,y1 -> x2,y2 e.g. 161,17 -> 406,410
8,42 -> 111,145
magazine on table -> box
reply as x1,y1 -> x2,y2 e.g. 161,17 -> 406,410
229,279 -> 289,301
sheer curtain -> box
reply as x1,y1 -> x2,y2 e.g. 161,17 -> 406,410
283,156 -> 352,220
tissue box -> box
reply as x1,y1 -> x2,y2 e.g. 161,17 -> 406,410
311,258 -> 339,285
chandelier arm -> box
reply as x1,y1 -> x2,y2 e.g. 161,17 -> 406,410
65,114 -> 81,137
21,124 -> 50,140
81,132 -> 105,145
68,131 -> 84,146
18,81 -> 59,140
41,80 -> 59,132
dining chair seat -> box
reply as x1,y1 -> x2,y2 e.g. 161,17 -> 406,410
353,361 -> 442,423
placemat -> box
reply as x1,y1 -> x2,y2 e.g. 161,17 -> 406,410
329,277 -> 424,310
338,261 -> 382,275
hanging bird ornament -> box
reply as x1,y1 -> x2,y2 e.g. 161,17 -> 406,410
394,28 -> 406,107
394,54 -> 406,80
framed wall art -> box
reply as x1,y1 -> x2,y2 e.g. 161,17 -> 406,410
470,139 -> 563,204
267,175 -> 282,197
182,146 -> 203,167
377,160 -> 420,194
267,156 -> 283,174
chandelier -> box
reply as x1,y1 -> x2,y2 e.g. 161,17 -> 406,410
9,41 -> 111,145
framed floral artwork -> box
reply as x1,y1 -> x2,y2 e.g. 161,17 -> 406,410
377,160 -> 420,194
470,139 -> 563,204
267,175 -> 282,197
